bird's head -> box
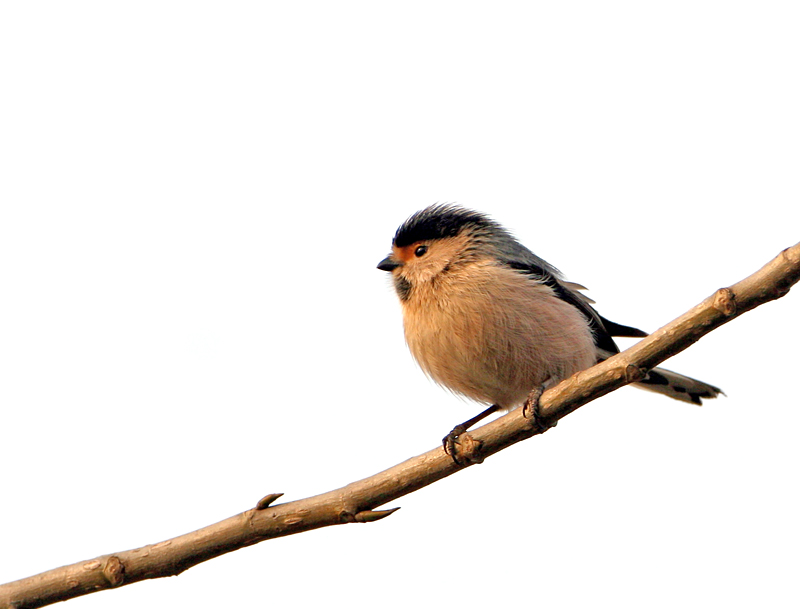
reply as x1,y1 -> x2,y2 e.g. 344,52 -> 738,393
377,204 -> 508,300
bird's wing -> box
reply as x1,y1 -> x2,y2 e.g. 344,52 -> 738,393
500,257 -> 647,355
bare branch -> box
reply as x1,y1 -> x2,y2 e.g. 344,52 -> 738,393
2,242 -> 799,609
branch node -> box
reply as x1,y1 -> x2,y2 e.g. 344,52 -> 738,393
713,288 -> 737,316
102,556 -> 125,587
624,364 -> 647,383
255,493 -> 284,510
354,507 -> 401,523
450,432 -> 486,464
783,244 -> 800,265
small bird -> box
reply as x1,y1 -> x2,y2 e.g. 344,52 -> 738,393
378,204 -> 721,459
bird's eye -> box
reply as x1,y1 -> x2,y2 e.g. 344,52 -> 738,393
414,245 -> 428,257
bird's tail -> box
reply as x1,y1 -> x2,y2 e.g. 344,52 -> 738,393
633,367 -> 723,405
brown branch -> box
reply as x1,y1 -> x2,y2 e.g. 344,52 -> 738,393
2,242 -> 799,609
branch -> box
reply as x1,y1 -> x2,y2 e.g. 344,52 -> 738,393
3,242 -> 799,609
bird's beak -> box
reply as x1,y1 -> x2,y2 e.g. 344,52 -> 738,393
377,255 -> 401,272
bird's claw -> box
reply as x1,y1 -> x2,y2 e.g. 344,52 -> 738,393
443,427 -> 485,465
442,404 -> 500,465
442,424 -> 468,464
522,384 -> 553,433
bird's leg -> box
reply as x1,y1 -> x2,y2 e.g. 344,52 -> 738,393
443,404 -> 500,464
522,384 -> 553,433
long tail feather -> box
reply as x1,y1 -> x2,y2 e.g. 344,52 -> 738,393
633,367 -> 724,405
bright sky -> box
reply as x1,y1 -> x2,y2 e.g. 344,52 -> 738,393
1,2 -> 799,608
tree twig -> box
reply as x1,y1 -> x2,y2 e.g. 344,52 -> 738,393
2,242 -> 799,609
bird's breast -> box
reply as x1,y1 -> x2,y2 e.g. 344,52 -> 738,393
400,265 -> 596,409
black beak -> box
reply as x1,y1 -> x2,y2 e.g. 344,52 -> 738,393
377,256 -> 401,272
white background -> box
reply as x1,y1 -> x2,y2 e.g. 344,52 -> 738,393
1,2 -> 799,608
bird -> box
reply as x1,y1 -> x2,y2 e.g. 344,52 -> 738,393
377,204 -> 722,461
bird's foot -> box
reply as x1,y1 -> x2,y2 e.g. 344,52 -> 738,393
442,425 -> 482,465
522,384 -> 554,434
442,404 -> 500,465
